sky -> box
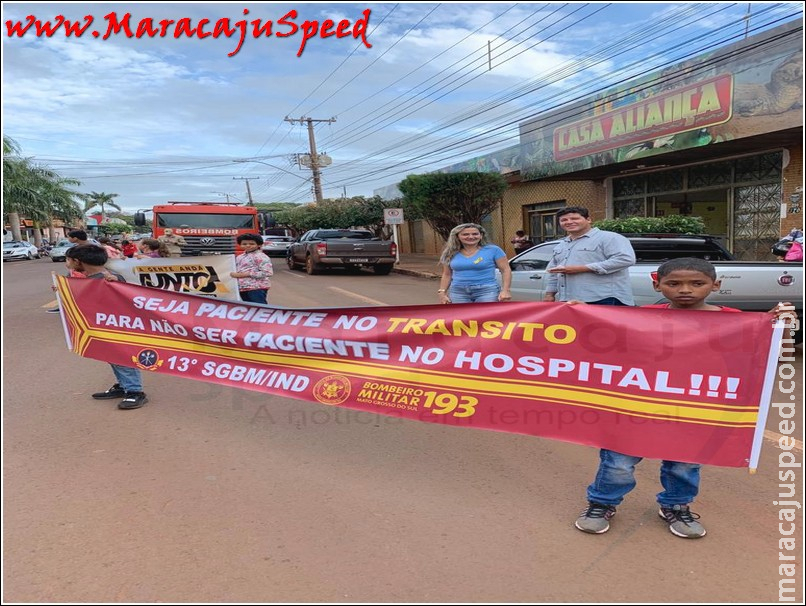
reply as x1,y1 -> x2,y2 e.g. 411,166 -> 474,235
2,2 -> 803,214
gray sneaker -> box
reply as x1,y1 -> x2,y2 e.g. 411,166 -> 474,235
659,504 -> 706,538
575,502 -> 617,534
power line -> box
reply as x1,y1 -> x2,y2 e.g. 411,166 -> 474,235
319,4 -> 793,178
318,3 -> 525,141
321,15 -> 801,190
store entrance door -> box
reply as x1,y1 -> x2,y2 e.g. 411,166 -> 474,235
652,189 -> 729,249
529,210 -> 560,244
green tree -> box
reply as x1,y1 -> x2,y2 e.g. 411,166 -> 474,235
3,136 -> 82,242
272,196 -> 410,237
254,202 -> 302,213
398,172 -> 507,241
80,191 -> 122,224
342,195 -> 409,238
99,222 -> 133,236
35,176 -> 83,244
273,204 -> 324,233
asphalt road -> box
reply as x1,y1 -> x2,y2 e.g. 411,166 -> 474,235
3,257 -> 803,603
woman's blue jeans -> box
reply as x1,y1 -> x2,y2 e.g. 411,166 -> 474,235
586,449 -> 701,507
449,283 -> 500,303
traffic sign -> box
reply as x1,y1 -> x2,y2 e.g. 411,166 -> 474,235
383,208 -> 404,225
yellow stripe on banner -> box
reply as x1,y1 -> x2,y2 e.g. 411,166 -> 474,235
79,327 -> 759,427
56,279 -> 92,354
79,325 -> 749,412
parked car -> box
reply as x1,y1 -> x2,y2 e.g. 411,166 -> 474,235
49,238 -> 103,262
263,228 -> 294,238
262,236 -> 294,257
497,234 -> 803,312
3,241 -> 41,261
49,239 -> 75,262
287,229 -> 397,275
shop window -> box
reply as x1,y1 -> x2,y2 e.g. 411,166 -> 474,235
688,161 -> 732,188
613,176 -> 644,198
734,152 -> 782,184
614,199 -> 645,218
647,169 -> 684,194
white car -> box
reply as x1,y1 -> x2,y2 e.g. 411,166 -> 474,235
49,239 -> 76,262
3,241 -> 40,261
262,235 -> 294,257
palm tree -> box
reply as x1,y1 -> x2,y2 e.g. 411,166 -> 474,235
3,136 -> 80,242
38,177 -> 83,243
81,191 -> 121,224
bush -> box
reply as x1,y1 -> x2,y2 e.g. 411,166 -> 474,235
594,215 -> 705,234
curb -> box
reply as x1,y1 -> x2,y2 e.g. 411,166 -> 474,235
393,267 -> 440,279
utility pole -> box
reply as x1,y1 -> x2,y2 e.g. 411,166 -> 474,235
285,115 -> 336,203
233,176 -> 259,205
743,3 -> 751,38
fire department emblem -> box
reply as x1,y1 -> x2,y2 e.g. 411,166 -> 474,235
312,375 -> 351,406
132,348 -> 164,371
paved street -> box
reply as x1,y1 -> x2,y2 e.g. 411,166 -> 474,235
3,257 -> 803,603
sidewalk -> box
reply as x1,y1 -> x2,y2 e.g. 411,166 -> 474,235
393,253 -> 442,279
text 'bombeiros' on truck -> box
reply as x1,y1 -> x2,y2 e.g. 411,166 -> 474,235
134,201 -> 281,256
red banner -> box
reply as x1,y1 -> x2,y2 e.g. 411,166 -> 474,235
56,276 -> 779,467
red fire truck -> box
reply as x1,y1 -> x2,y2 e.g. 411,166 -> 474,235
135,201 -> 267,255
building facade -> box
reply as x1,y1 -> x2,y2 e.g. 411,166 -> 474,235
381,19 -> 803,261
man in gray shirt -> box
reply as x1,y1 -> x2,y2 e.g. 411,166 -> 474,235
543,206 -> 636,306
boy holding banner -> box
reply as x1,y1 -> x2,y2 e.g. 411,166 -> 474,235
574,257 -> 792,539
64,245 -> 149,410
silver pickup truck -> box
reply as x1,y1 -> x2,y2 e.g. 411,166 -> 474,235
501,235 -> 803,311
287,229 -> 397,275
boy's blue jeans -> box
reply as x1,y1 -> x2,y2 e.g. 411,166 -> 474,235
448,283 -> 500,303
111,364 -> 143,393
240,289 -> 268,304
586,449 -> 701,507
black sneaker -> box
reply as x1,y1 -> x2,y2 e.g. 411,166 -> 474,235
118,392 -> 148,410
575,502 -> 617,534
46,307 -> 61,314
92,384 -> 126,399
659,504 -> 706,538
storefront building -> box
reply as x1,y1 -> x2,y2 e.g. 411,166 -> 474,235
382,19 -> 802,260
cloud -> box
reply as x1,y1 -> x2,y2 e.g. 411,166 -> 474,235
3,2 -> 798,210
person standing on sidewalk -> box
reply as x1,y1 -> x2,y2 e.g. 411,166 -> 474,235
543,206 -> 635,306
437,223 -> 511,304
510,229 -> 532,254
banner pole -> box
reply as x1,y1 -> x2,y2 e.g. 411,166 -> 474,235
52,272 -> 73,351
748,321 -> 786,471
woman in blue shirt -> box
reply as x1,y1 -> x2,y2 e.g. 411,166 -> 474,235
437,223 -> 512,303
